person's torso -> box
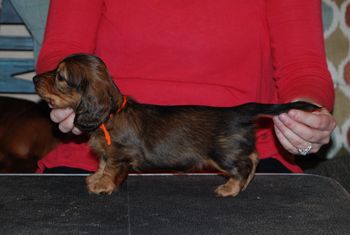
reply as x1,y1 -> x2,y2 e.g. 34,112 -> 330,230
94,0 -> 277,106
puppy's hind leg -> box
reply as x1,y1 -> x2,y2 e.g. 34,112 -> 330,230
241,151 -> 259,191
214,151 -> 259,197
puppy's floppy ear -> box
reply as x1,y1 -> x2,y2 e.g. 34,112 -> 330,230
60,53 -> 121,132
74,79 -> 120,132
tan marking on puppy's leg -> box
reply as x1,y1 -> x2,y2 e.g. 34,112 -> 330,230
113,165 -> 129,188
241,151 -> 259,191
87,159 -> 129,195
86,158 -> 106,185
206,160 -> 242,197
213,151 -> 259,197
87,168 -> 117,195
215,178 -> 241,197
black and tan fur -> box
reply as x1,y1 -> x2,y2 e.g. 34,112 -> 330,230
33,54 -> 319,197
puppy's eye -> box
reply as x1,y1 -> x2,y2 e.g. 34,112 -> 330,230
57,74 -> 65,82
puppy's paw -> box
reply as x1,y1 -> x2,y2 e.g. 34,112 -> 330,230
87,175 -> 117,195
86,172 -> 102,185
215,181 -> 241,197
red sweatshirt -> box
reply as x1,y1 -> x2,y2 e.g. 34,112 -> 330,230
36,0 -> 334,173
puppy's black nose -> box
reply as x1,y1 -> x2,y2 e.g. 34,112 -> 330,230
33,75 -> 40,84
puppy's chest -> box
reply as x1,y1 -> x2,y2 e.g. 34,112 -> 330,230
88,124 -> 135,156
88,132 -> 108,157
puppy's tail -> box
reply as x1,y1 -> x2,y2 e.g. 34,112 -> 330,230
240,101 -> 321,117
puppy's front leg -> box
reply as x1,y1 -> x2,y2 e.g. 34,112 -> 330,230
86,158 -> 106,186
86,158 -> 129,195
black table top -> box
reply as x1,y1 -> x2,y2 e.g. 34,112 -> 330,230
0,174 -> 349,234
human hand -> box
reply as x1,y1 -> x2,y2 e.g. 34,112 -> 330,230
273,105 -> 336,155
50,108 -> 82,135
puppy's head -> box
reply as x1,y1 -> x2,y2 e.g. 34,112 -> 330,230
33,53 -> 121,132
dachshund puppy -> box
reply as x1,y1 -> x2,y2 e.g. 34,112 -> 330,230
33,54 -> 319,197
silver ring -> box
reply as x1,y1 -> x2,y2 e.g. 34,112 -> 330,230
297,143 -> 312,156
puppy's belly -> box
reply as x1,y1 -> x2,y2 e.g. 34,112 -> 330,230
132,153 -> 204,172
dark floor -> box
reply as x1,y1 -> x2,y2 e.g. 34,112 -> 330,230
297,153 -> 350,192
1,174 -> 349,234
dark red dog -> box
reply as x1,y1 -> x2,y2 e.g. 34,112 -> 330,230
33,54 -> 319,196
0,97 -> 60,173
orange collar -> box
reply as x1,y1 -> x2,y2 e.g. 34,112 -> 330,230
99,95 -> 127,146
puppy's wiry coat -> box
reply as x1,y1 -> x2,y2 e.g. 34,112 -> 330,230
34,54 -> 319,197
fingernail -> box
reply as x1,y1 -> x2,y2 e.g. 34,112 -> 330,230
279,113 -> 288,121
72,127 -> 82,135
288,110 -> 296,117
273,116 -> 279,123
59,123 -> 69,133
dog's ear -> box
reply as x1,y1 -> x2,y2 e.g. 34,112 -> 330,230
74,78 -> 120,132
